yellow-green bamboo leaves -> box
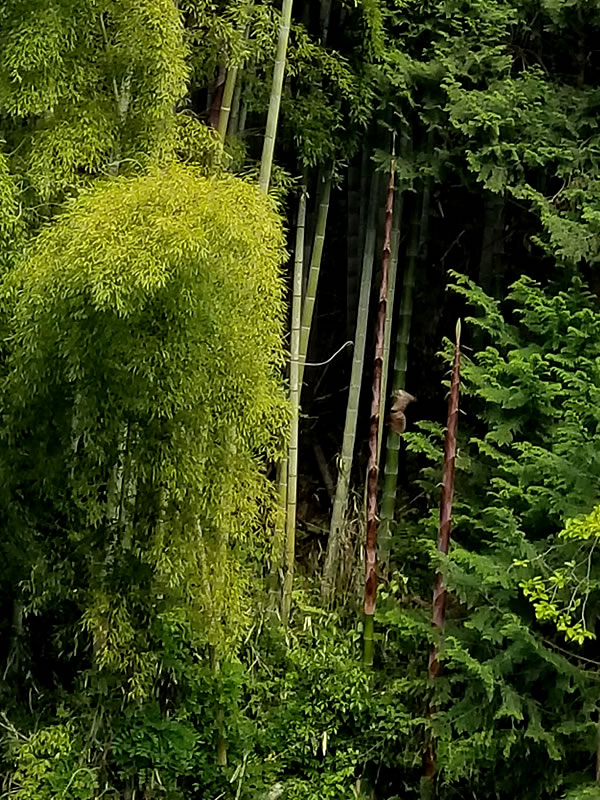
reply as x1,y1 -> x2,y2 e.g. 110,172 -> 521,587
3,166 -> 290,693
0,151 -> 23,271
0,0 -> 188,213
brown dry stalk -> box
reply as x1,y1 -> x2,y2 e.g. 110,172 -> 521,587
363,155 -> 395,665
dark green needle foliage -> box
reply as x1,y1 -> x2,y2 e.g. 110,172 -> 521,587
386,273 -> 600,799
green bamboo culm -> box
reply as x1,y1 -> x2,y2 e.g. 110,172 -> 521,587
363,612 -> 374,668
298,174 -> 332,388
260,0 -> 294,606
258,0 -> 294,194
228,78 -> 243,136
321,173 -> 379,604
379,182 -> 431,555
281,186 -> 307,625
210,648 -> 228,766
346,161 -> 362,338
217,67 -> 239,141
271,457 -> 288,609
320,0 -> 332,42
219,10 -> 252,140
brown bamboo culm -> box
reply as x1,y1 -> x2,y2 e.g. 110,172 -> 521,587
362,154 -> 395,667
422,319 -> 462,789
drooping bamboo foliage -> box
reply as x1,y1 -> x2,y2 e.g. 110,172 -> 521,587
258,0 -> 294,194
379,183 -> 431,539
298,174 -> 332,389
423,319 -> 462,783
363,160 -> 395,667
1,168 -> 290,786
322,173 -> 379,603
282,186 -> 307,625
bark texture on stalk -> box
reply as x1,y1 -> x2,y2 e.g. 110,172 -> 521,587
363,158 -> 395,667
423,319 -> 462,783
377,193 -> 403,465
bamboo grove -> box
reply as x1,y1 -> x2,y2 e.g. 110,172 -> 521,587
3,1 -> 600,799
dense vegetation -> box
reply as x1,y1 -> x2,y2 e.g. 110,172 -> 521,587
2,1 -> 600,798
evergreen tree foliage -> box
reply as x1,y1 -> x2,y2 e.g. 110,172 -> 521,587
388,272 -> 600,797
